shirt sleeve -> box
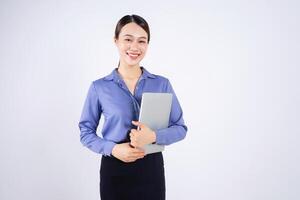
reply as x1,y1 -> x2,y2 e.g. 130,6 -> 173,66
155,79 -> 188,145
78,82 -> 116,156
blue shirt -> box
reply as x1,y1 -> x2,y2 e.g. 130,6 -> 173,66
78,67 -> 187,156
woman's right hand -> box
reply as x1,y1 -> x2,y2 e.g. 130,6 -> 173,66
111,142 -> 145,163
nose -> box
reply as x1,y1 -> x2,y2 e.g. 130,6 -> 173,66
129,40 -> 139,51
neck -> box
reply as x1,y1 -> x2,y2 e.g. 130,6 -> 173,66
117,62 -> 142,79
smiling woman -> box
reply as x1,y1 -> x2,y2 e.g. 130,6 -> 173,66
120,32 -> 148,59
115,23 -> 148,64
78,14 -> 187,200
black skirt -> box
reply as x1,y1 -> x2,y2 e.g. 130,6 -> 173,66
100,152 -> 165,200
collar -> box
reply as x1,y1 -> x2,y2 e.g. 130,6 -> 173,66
103,66 -> 156,82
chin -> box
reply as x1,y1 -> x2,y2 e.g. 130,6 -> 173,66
127,63 -> 140,67
125,60 -> 142,67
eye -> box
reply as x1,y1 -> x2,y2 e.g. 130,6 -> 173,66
139,41 -> 146,43
125,38 -> 131,42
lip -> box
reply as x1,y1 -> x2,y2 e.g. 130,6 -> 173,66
126,52 -> 141,59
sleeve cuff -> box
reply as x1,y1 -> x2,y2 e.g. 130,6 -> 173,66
154,128 -> 167,145
103,141 -> 117,156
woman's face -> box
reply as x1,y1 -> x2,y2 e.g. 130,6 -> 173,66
115,22 -> 149,68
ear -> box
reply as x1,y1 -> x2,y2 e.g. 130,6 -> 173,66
113,37 -> 117,44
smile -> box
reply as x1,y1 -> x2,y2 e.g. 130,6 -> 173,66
127,52 -> 141,59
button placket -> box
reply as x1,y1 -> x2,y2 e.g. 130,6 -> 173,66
134,78 -> 144,98
116,79 -> 141,121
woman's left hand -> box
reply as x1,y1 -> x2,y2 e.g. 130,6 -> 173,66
129,121 -> 156,148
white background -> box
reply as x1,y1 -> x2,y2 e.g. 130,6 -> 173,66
0,0 -> 299,199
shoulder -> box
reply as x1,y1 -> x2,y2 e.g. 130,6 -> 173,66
154,74 -> 168,81
154,74 -> 173,89
149,73 -> 170,84
91,73 -> 113,88
89,78 -> 104,90
147,73 -> 173,92
92,77 -> 107,84
142,67 -> 170,84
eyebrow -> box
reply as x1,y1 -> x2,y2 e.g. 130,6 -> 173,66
123,34 -> 147,40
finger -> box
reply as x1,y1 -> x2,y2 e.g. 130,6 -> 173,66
130,140 -> 137,146
128,154 -> 143,159
128,154 -> 144,160
130,132 -> 138,138
136,153 -> 145,159
129,132 -> 134,138
125,158 -> 136,163
131,151 -> 145,156
130,129 -> 138,133
129,143 -> 136,148
131,120 -> 139,126
131,121 -> 145,129
130,141 -> 138,148
130,138 -> 137,145
131,147 -> 145,154
131,143 -> 143,149
127,153 -> 142,159
132,156 -> 144,161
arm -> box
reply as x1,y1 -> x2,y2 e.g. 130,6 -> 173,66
78,82 -> 116,156
155,79 -> 188,145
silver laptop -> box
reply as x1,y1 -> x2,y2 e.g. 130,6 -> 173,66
138,92 -> 173,154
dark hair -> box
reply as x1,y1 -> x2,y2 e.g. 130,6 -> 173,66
114,14 -> 150,43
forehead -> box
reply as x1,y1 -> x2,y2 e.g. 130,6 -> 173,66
119,22 -> 148,39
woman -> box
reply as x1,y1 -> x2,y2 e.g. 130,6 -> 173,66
78,14 -> 187,200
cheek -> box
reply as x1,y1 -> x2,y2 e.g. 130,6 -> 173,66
118,43 -> 129,52
140,45 -> 148,53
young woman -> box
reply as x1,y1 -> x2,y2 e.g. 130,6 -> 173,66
78,14 -> 187,200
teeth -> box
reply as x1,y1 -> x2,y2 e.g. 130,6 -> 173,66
128,53 -> 139,57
